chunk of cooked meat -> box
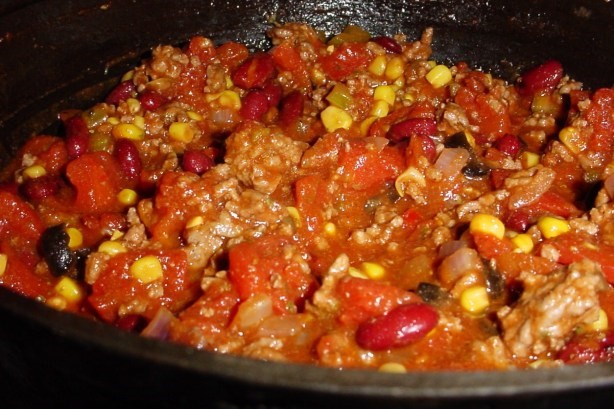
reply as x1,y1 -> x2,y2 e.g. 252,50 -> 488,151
498,259 -> 607,358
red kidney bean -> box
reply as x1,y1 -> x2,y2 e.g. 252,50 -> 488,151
493,133 -> 521,158
138,90 -> 167,111
239,90 -> 270,121
261,82 -> 282,107
20,174 -> 61,201
114,139 -> 142,181
105,80 -> 136,105
558,330 -> 614,364
372,36 -> 403,54
64,116 -> 89,159
355,303 -> 439,350
182,150 -> 214,175
388,118 -> 437,142
517,60 -> 564,96
279,91 -> 304,126
504,210 -> 530,233
231,53 -> 276,90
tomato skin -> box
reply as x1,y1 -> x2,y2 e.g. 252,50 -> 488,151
65,151 -> 124,214
337,140 -> 405,191
0,191 -> 51,297
88,249 -> 198,323
335,276 -> 420,326
228,236 -> 316,314
548,234 -> 614,283
585,88 -> 614,153
455,87 -> 511,140
472,233 -> 514,260
271,42 -> 310,90
320,43 -> 371,81
170,279 -> 241,348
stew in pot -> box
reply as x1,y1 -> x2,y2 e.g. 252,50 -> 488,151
1,23 -> 613,371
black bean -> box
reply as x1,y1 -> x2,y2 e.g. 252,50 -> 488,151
40,224 -> 76,277
462,159 -> 490,179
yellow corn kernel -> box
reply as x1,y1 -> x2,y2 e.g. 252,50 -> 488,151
378,362 -> 407,373
370,100 -> 390,118
368,55 -> 388,76
360,116 -> 378,136
311,68 -> 327,86
112,123 -> 145,140
187,111 -> 203,121
186,215 -> 205,229
205,93 -> 219,103
133,115 -> 145,130
511,233 -> 534,253
168,122 -> 195,143
323,222 -> 337,236
585,309 -> 609,332
520,151 -> 540,169
121,70 -> 134,82
66,227 -> 83,249
385,56 -> 405,81
107,117 -> 120,125
225,75 -> 234,89
0,253 -> 7,276
558,126 -> 585,154
110,230 -> 124,241
460,286 -> 490,314
361,261 -> 386,280
403,91 -> 415,103
23,165 -> 47,179
529,360 -> 549,369
394,75 -> 406,88
348,266 -> 368,279
117,188 -> 138,206
462,129 -> 476,150
321,106 -> 353,132
469,213 -> 505,240
97,240 -> 127,256
286,206 -> 302,228
218,90 -> 241,110
54,276 -> 84,303
130,255 -> 164,284
395,166 -> 426,197
373,85 -> 396,105
537,216 -> 570,239
426,64 -> 452,88
126,98 -> 141,114
46,296 -> 67,311
426,60 -> 437,70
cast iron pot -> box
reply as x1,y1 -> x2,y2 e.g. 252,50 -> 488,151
0,1 -> 613,407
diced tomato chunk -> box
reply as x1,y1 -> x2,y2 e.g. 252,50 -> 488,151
65,152 -> 124,213
472,233 -> 514,260
228,236 -> 316,314
337,140 -> 405,191
548,233 -> 614,283
88,249 -> 198,323
320,43 -> 371,81
335,276 -> 420,326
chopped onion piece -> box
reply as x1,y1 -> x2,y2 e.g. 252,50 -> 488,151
141,307 -> 174,340
231,294 -> 273,331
